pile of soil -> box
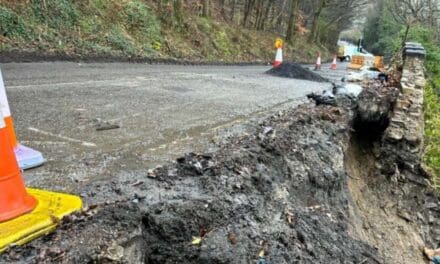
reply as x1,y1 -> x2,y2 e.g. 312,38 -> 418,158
266,63 -> 329,82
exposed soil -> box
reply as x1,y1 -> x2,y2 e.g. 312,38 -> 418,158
3,102 -> 380,264
0,51 -> 269,65
266,63 -> 329,83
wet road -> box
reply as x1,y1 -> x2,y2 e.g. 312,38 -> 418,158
0,62 -> 336,191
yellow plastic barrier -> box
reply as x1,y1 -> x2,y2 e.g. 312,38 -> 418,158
374,56 -> 385,71
348,55 -> 365,70
0,188 -> 82,253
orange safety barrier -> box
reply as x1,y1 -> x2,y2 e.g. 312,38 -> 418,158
348,55 -> 365,70
374,56 -> 385,71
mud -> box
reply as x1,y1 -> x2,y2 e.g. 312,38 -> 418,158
354,81 -> 400,138
266,63 -> 329,83
2,102 -> 381,263
1,66 -> 439,263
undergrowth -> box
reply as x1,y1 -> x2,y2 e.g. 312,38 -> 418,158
0,0 -> 327,62
424,77 -> 440,183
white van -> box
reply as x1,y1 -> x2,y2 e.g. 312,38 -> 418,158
337,41 -> 358,62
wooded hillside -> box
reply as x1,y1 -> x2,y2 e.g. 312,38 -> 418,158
0,0 -> 367,62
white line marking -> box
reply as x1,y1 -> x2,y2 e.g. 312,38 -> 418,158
28,127 -> 97,147
7,77 -> 157,89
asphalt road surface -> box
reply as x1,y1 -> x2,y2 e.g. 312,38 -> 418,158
1,62 -> 338,192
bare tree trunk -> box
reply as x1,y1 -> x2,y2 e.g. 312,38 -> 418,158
254,0 -> 264,29
401,24 -> 411,48
286,0 -> 300,44
230,0 -> 236,22
270,0 -> 287,32
243,0 -> 256,27
258,0 -> 273,30
202,0 -> 210,17
220,0 -> 226,18
309,0 -> 326,42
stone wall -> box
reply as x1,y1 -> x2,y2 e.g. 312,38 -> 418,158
380,43 -> 427,175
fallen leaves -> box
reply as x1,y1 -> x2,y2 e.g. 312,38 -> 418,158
286,211 -> 294,225
191,236 -> 202,245
228,232 -> 238,245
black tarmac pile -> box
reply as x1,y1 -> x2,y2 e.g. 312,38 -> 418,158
266,63 -> 329,82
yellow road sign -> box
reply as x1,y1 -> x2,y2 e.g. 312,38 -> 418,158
275,38 -> 283,49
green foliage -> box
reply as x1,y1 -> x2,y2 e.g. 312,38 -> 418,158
424,79 -> 440,180
404,25 -> 440,76
104,27 -> 136,55
0,7 -> 31,39
0,0 -> 325,62
317,19 -> 339,49
340,29 -> 362,44
78,17 -> 102,35
363,3 -> 402,56
121,1 -> 161,47
213,31 -> 231,56
30,0 -> 79,29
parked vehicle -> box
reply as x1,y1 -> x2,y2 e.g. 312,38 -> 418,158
337,42 -> 358,62
337,40 -> 374,62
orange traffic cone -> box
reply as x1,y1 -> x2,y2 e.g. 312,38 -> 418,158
273,38 -> 283,68
314,52 -> 322,70
0,111 -> 37,222
331,55 -> 337,70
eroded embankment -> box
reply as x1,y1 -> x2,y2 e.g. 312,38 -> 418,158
345,137 -> 427,264
2,81 -> 440,263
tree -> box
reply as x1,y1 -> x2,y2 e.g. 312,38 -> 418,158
308,0 -> 329,42
202,0 -> 210,17
286,0 -> 300,44
174,0 -> 183,24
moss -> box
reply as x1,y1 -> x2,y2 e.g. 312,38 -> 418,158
424,78 -> 440,182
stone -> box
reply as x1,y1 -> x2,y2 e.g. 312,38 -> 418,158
415,79 -> 427,88
396,99 -> 412,109
103,244 -> 124,261
401,86 -> 417,95
387,128 -> 404,141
